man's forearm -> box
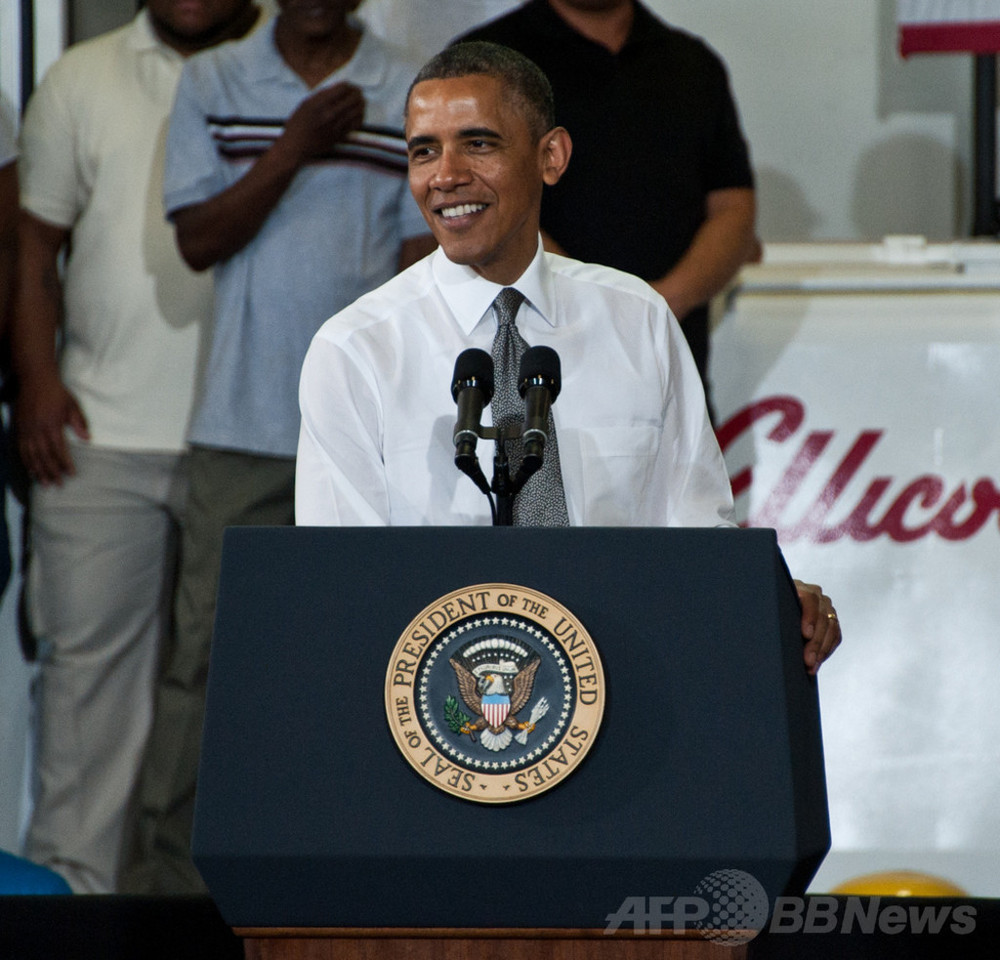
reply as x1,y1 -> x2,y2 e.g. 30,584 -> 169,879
651,187 -> 756,321
172,138 -> 305,272
172,80 -> 367,272
12,212 -> 67,381
14,212 -> 92,482
0,163 -> 18,338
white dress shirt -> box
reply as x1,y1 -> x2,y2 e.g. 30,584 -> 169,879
296,242 -> 735,527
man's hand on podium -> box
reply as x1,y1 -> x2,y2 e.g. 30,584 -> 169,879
794,580 -> 841,676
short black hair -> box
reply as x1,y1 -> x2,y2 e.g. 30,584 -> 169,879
407,41 -> 555,140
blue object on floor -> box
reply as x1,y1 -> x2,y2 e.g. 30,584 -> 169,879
0,850 -> 72,894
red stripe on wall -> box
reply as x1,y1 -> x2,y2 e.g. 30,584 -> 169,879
900,21 -> 1000,56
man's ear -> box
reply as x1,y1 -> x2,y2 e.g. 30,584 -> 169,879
539,126 -> 572,186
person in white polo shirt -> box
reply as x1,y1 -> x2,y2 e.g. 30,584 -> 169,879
11,0 -> 262,894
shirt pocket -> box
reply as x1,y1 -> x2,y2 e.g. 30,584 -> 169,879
568,424 -> 661,525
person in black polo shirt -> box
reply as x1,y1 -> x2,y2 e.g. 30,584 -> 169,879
459,0 -> 758,416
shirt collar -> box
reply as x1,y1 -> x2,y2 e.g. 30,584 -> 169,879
432,238 -> 557,336
531,0 -> 659,54
626,1 -> 663,48
130,6 -> 273,62
249,14 -> 387,89
128,9 -> 185,61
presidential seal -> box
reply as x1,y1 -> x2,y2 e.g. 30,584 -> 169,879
385,583 -> 605,803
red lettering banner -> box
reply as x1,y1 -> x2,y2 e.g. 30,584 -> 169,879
711,255 -> 1000,897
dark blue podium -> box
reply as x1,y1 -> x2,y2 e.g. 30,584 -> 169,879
194,526 -> 829,959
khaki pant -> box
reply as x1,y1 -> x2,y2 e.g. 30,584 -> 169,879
25,445 -> 188,893
121,445 -> 294,894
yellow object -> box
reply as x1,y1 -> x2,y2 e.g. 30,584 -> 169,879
831,870 -> 968,897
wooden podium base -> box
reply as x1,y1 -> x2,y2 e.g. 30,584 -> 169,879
237,928 -> 750,960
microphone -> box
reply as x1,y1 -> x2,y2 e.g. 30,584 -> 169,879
517,346 -> 561,476
451,348 -> 494,493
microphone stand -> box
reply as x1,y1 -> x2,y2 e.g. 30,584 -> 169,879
489,426 -> 543,526
454,422 -> 520,526
455,423 -> 528,526
492,434 -> 515,526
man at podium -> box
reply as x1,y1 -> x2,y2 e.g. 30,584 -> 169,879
295,41 -> 840,673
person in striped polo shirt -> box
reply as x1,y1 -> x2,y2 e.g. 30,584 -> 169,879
125,0 -> 434,894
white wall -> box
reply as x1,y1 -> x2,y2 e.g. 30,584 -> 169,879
650,0 -> 974,241
0,3 -> 65,121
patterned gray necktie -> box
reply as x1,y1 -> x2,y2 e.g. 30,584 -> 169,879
490,287 -> 570,527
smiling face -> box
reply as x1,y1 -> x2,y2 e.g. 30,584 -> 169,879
405,74 -> 570,286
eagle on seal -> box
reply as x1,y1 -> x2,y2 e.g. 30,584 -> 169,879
449,655 -> 544,752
